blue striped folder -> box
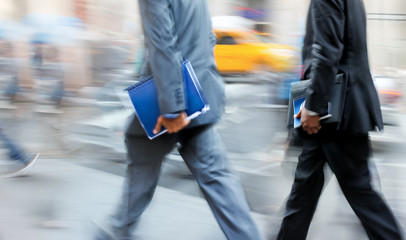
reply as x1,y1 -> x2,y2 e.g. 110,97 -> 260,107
125,60 -> 210,139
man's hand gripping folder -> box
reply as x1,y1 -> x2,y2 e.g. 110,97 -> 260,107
125,60 -> 210,139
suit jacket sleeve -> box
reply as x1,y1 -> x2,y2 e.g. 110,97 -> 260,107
305,0 -> 345,114
139,0 -> 185,114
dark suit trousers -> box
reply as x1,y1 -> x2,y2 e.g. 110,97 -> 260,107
277,129 -> 403,240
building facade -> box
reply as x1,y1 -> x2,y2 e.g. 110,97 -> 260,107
365,0 -> 406,72
1,0 -> 404,83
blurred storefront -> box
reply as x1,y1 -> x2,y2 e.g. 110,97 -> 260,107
0,0 -> 141,91
1,0 -> 404,88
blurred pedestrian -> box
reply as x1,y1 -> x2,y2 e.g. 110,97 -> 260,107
0,40 -> 19,102
35,46 -> 65,106
0,128 -> 39,178
276,0 -> 404,239
94,1 -> 262,240
31,43 -> 43,68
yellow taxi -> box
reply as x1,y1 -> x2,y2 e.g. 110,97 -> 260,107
213,29 -> 297,74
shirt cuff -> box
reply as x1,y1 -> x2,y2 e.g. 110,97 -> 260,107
305,108 -> 319,116
162,113 -> 181,119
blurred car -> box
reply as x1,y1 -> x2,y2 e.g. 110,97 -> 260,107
213,29 -> 297,74
373,75 -> 403,125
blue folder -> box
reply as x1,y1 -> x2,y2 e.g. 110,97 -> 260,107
125,60 -> 210,139
292,97 -> 332,128
293,96 -> 306,128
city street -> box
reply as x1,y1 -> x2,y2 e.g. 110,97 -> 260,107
0,0 -> 404,238
0,77 -> 406,239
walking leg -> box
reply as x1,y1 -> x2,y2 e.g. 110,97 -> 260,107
111,133 -> 177,239
179,125 -> 262,240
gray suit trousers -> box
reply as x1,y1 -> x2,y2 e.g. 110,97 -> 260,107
111,124 -> 262,240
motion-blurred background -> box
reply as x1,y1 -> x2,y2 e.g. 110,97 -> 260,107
0,1 -> 405,239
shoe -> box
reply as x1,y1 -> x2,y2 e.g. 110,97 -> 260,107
3,153 -> 40,178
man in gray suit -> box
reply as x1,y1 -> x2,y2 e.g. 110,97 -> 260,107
94,1 -> 262,239
276,0 -> 404,239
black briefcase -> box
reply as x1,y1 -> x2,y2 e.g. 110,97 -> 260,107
287,74 -> 347,128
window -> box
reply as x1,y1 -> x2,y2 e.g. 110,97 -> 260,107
217,35 -> 237,45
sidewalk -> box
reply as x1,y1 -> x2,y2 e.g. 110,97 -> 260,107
1,100 -> 406,239
0,158 -> 270,240
1,152 -> 405,240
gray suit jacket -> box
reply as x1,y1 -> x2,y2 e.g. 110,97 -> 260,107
126,0 -> 225,136
302,0 -> 383,134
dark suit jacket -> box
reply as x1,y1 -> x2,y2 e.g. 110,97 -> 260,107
126,0 -> 225,136
302,0 -> 383,134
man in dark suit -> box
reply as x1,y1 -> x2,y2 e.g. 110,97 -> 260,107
94,1 -> 262,240
277,0 -> 404,239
